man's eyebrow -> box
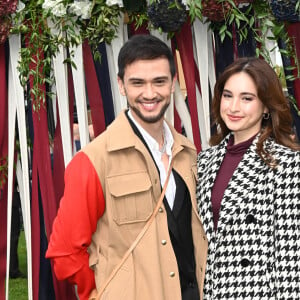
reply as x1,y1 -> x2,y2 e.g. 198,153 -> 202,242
128,77 -> 142,80
153,76 -> 169,81
128,76 -> 169,82
128,77 -> 144,82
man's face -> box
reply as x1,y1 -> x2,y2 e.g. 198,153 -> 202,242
118,58 -> 176,126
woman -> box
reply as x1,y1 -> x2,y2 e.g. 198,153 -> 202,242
197,57 -> 299,299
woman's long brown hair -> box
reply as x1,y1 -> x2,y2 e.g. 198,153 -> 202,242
210,57 -> 300,166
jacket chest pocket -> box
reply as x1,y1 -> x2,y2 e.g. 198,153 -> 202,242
107,172 -> 153,225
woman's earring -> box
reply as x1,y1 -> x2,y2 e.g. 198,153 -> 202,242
263,113 -> 270,120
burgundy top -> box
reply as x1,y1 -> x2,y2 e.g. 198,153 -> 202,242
211,134 -> 256,231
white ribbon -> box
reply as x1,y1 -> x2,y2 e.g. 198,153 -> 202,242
106,13 -> 128,117
265,29 -> 279,68
193,18 -> 213,149
207,26 -> 216,98
48,18 -> 73,166
174,81 -> 194,142
69,40 -> 90,150
7,33 -> 33,300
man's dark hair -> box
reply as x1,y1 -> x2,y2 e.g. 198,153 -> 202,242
117,34 -> 176,80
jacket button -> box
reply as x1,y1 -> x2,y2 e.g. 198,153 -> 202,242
241,258 -> 251,267
158,207 -> 163,213
245,214 -> 256,224
169,272 -> 175,277
161,239 -> 167,245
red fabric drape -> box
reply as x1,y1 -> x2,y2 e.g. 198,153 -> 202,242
83,40 -> 106,137
0,42 -> 8,300
287,22 -> 300,109
175,20 -> 202,152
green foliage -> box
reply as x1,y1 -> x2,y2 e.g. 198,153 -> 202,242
11,1 -> 54,111
10,0 -> 122,111
0,156 -> 8,189
8,0 -> 300,113
80,1 -> 121,61
187,0 -> 299,92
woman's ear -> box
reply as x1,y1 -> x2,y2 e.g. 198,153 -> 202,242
263,105 -> 269,114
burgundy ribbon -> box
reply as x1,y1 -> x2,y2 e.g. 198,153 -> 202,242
175,20 -> 202,151
83,40 -> 106,138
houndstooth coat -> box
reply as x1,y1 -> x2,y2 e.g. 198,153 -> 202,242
196,134 -> 300,299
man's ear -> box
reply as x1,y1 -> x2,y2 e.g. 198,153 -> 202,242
171,74 -> 177,93
117,76 -> 126,96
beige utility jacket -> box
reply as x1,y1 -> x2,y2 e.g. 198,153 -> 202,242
83,111 -> 207,300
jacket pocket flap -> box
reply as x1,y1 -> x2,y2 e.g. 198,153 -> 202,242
108,172 -> 151,197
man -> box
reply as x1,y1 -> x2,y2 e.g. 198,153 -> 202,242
46,34 -> 207,300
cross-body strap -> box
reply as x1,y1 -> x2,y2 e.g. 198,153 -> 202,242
94,160 -> 174,300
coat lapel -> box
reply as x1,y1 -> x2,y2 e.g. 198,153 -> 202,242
216,136 -> 270,236
197,136 -> 229,243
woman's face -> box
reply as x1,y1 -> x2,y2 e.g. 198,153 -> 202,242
220,72 -> 268,144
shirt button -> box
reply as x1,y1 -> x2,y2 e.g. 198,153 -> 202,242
169,272 -> 175,277
161,239 -> 167,245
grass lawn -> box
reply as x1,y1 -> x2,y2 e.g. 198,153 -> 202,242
8,230 -> 28,300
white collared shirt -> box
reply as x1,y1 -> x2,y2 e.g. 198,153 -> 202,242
128,110 -> 176,209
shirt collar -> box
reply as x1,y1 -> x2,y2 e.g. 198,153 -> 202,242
128,109 -> 173,155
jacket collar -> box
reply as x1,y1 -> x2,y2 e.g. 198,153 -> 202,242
106,110 -> 196,155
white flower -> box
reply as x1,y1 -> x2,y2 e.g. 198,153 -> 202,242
17,1 -> 26,12
42,0 -> 58,10
52,3 -> 67,17
69,1 -> 92,19
105,0 -> 123,7
42,0 -> 67,17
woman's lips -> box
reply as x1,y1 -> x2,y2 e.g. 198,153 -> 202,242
227,114 -> 243,121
